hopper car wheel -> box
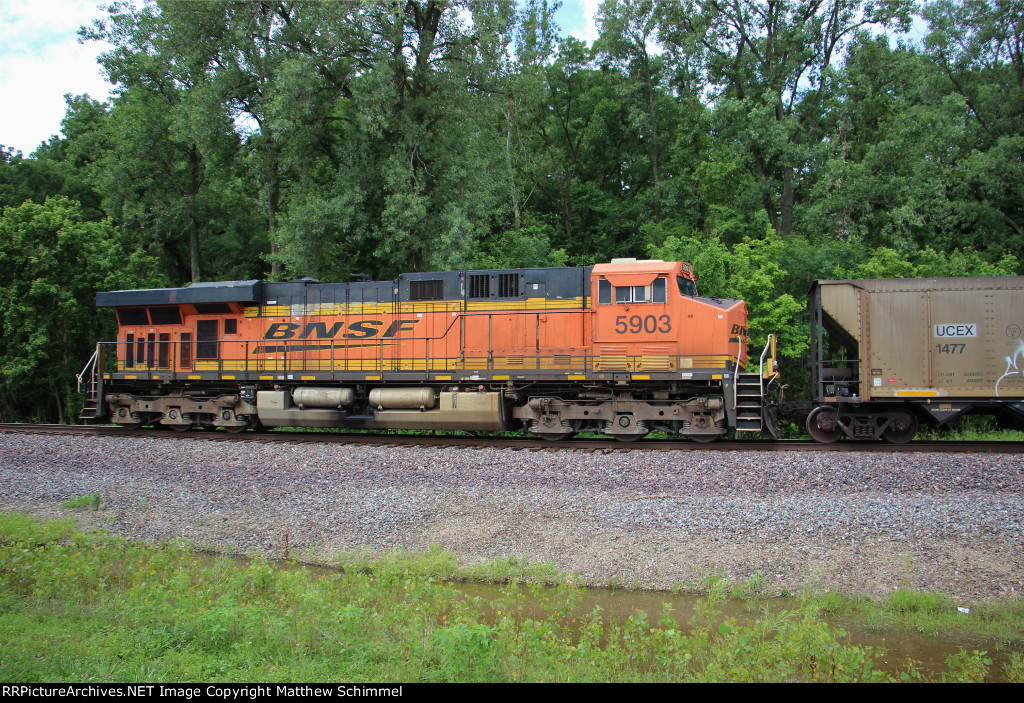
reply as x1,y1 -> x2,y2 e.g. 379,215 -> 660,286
122,422 -> 143,431
883,411 -> 918,444
806,407 -> 842,443
171,423 -> 193,432
224,421 -> 250,434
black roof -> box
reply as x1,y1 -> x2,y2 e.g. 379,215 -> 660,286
96,280 -> 263,307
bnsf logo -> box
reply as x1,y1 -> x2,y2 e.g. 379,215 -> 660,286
264,319 -> 420,340
731,324 -> 748,337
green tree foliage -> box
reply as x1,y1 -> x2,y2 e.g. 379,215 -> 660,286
839,246 -> 1019,279
923,0 -> 1024,254
84,0 -> 268,283
658,0 -> 913,238
0,198 -> 158,421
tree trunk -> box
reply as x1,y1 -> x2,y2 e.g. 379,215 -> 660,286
188,145 -> 201,281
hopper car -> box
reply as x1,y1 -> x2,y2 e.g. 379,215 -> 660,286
78,259 -> 782,442
802,276 -> 1024,442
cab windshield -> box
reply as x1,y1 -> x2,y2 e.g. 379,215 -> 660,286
677,276 -> 697,297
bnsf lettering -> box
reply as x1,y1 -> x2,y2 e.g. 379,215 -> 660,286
731,324 -> 748,337
264,319 -> 420,341
264,322 -> 300,339
382,320 -> 420,338
300,321 -> 345,339
343,320 -> 384,339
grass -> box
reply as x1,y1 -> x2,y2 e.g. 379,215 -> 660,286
59,492 -> 101,511
922,415 -> 1024,442
0,512 -> 1020,683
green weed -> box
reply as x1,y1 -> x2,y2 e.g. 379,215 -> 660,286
0,512 -> 1018,683
883,589 -> 952,615
60,492 -> 101,511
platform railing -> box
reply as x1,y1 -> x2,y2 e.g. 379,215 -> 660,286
96,338 -> 743,381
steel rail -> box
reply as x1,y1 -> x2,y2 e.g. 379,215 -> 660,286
1,423 -> 1021,453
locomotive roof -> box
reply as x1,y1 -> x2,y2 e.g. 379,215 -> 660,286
97,280 -> 263,307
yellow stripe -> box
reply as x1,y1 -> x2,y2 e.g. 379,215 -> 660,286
631,374 -> 651,380
365,375 -> 381,381
896,390 -> 939,397
124,375 -> 137,379
300,375 -> 315,381
567,374 -> 586,380
435,375 -> 452,380
188,375 -> 201,380
221,375 -> 235,380
259,375 -> 274,380
493,375 -> 509,380
250,296 -> 588,317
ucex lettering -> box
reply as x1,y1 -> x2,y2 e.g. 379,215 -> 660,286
933,323 -> 977,338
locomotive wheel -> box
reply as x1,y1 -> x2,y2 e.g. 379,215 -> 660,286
882,411 -> 918,444
806,407 -> 842,443
688,434 -> 719,443
536,431 -> 575,441
613,432 -> 649,443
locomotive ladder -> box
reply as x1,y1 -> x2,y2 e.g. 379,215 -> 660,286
734,335 -> 777,435
734,372 -> 764,433
77,345 -> 104,421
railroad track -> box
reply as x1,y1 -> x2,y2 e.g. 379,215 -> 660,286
1,423 -> 1021,453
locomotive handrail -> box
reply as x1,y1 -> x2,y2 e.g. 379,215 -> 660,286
759,334 -> 776,379
76,346 -> 99,394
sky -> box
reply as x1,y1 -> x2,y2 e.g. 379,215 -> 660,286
0,0 -> 600,157
0,0 -> 118,155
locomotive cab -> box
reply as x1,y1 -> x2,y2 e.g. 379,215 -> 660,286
591,259 -> 749,372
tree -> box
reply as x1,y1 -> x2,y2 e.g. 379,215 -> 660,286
657,0 -> 913,237
84,1 -> 258,283
923,0 -> 1024,252
0,198 -> 158,422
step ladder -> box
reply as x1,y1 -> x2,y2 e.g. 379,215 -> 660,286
733,334 -> 779,436
77,346 -> 104,421
735,372 -> 765,433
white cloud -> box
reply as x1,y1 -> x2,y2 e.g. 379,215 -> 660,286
577,0 -> 601,44
0,0 -> 114,155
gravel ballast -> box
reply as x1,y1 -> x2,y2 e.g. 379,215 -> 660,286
1,432 -> 1021,602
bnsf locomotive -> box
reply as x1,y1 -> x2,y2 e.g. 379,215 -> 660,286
79,259 -> 783,442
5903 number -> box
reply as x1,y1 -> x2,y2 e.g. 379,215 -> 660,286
615,315 -> 671,334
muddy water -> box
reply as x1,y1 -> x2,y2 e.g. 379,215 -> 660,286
453,581 -> 1016,682
267,557 -> 1017,681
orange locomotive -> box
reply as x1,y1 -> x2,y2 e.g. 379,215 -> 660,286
79,259 -> 781,441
